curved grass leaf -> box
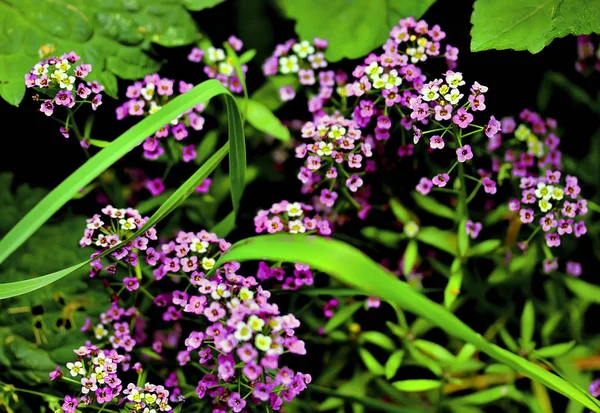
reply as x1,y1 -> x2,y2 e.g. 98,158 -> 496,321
215,234 -> 600,411
0,79 -> 245,266
0,144 -> 230,300
393,379 -> 441,392
412,192 -> 455,220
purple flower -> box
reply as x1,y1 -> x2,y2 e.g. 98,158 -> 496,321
429,135 -> 445,149
416,177 -> 433,194
482,177 -> 496,194
485,115 -> 501,138
456,145 -> 473,162
49,365 -> 62,381
279,85 -> 296,101
123,277 -> 139,291
182,144 -> 197,163
543,258 -> 558,274
574,221 -> 587,237
519,209 -> 534,224
60,127 -> 70,139
40,100 -> 54,116
452,108 -> 473,128
55,90 -> 75,108
545,233 -> 561,247
566,261 -> 582,277
589,379 -> 600,398
346,174 -> 363,192
91,94 -> 102,110
557,219 -> 573,235
465,220 -> 482,239
319,189 -> 338,207
146,178 -> 165,196
508,199 -> 520,211
62,395 -> 79,413
172,124 -> 188,140
188,47 -> 204,62
432,173 -> 450,188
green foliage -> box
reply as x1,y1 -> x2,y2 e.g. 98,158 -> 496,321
471,0 -> 600,53
279,0 -> 436,62
215,234 -> 600,411
0,0 -> 227,105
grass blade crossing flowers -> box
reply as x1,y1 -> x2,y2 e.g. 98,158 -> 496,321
0,79 -> 245,266
214,234 -> 600,412
0,143 -> 230,300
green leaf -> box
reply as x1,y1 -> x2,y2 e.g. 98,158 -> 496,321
360,227 -> 405,248
324,301 -> 362,333
444,258 -> 463,309
0,144 -> 229,300
251,75 -> 299,111
280,0 -> 436,62
416,227 -> 458,256
359,347 -> 385,376
183,0 -> 226,11
535,341 -> 576,359
564,277 -> 600,304
451,386 -> 514,405
360,331 -> 396,351
413,339 -> 456,363
214,234 -> 600,411
384,350 -> 404,380
467,239 -> 501,257
392,380 -> 441,392
389,198 -> 413,225
0,79 -> 244,266
521,300 -> 535,346
140,347 -> 163,361
402,240 -> 418,276
242,98 -> 291,142
0,0 -> 204,105
412,192 -> 455,220
471,0 -> 600,54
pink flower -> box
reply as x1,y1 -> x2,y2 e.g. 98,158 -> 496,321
182,144 -> 197,162
432,173 -> 450,188
456,145 -> 473,162
146,178 -> 165,196
319,189 -> 338,207
519,209 -> 534,224
485,115 -> 501,138
279,85 -> 296,101
346,174 -> 363,192
452,108 -> 473,129
416,177 -> 433,194
123,277 -> 139,291
566,261 -> 581,276
465,220 -> 482,239
482,177 -> 496,194
545,233 -> 561,247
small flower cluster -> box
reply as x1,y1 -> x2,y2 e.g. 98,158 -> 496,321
147,229 -> 230,282
256,261 -> 315,291
296,113 -> 373,202
489,109 -> 561,179
188,35 -> 246,93
79,205 -> 157,279
510,171 -> 588,248
116,74 -> 205,161
263,37 -> 329,102
254,200 -> 332,236
59,346 -> 174,413
25,50 -> 103,138
575,35 -> 600,73
83,301 -> 146,353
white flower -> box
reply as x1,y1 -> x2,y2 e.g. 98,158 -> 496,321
33,63 -> 48,75
255,333 -> 272,352
218,62 -> 234,76
119,217 -> 137,230
66,361 -> 84,377
279,55 -> 299,74
365,61 -> 382,78
539,199 -> 552,213
141,83 -> 155,101
239,287 -> 254,301
234,322 -> 253,341
55,59 -> 70,72
247,315 -> 265,331
404,221 -> 420,238
190,237 -> 209,253
211,283 -> 231,300
328,125 -> 346,139
292,40 -> 315,58
316,141 -> 334,156
421,85 -> 439,102
93,324 -> 108,340
288,219 -> 306,234
207,47 -> 225,62
148,101 -> 161,115
385,69 -> 402,89
286,202 -> 303,217
444,88 -> 463,105
534,182 -> 553,200
446,72 -> 465,88
201,257 -> 215,271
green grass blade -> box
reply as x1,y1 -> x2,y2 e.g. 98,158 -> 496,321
215,234 -> 600,412
0,79 -> 244,266
0,144 -> 229,300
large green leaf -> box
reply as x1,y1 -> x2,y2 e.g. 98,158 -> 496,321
471,0 -> 600,54
279,0 -> 437,62
214,234 -> 600,411
0,79 -> 245,266
0,0 -> 218,105
0,144 -> 229,300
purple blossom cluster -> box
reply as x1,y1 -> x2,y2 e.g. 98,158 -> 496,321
263,37 -> 329,102
25,50 -> 103,139
58,344 -> 174,413
576,35 -> 600,73
254,200 -> 332,236
188,35 -> 246,93
79,205 -> 157,280
488,109 -> 561,178
116,74 -> 205,161
511,171 -> 588,248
